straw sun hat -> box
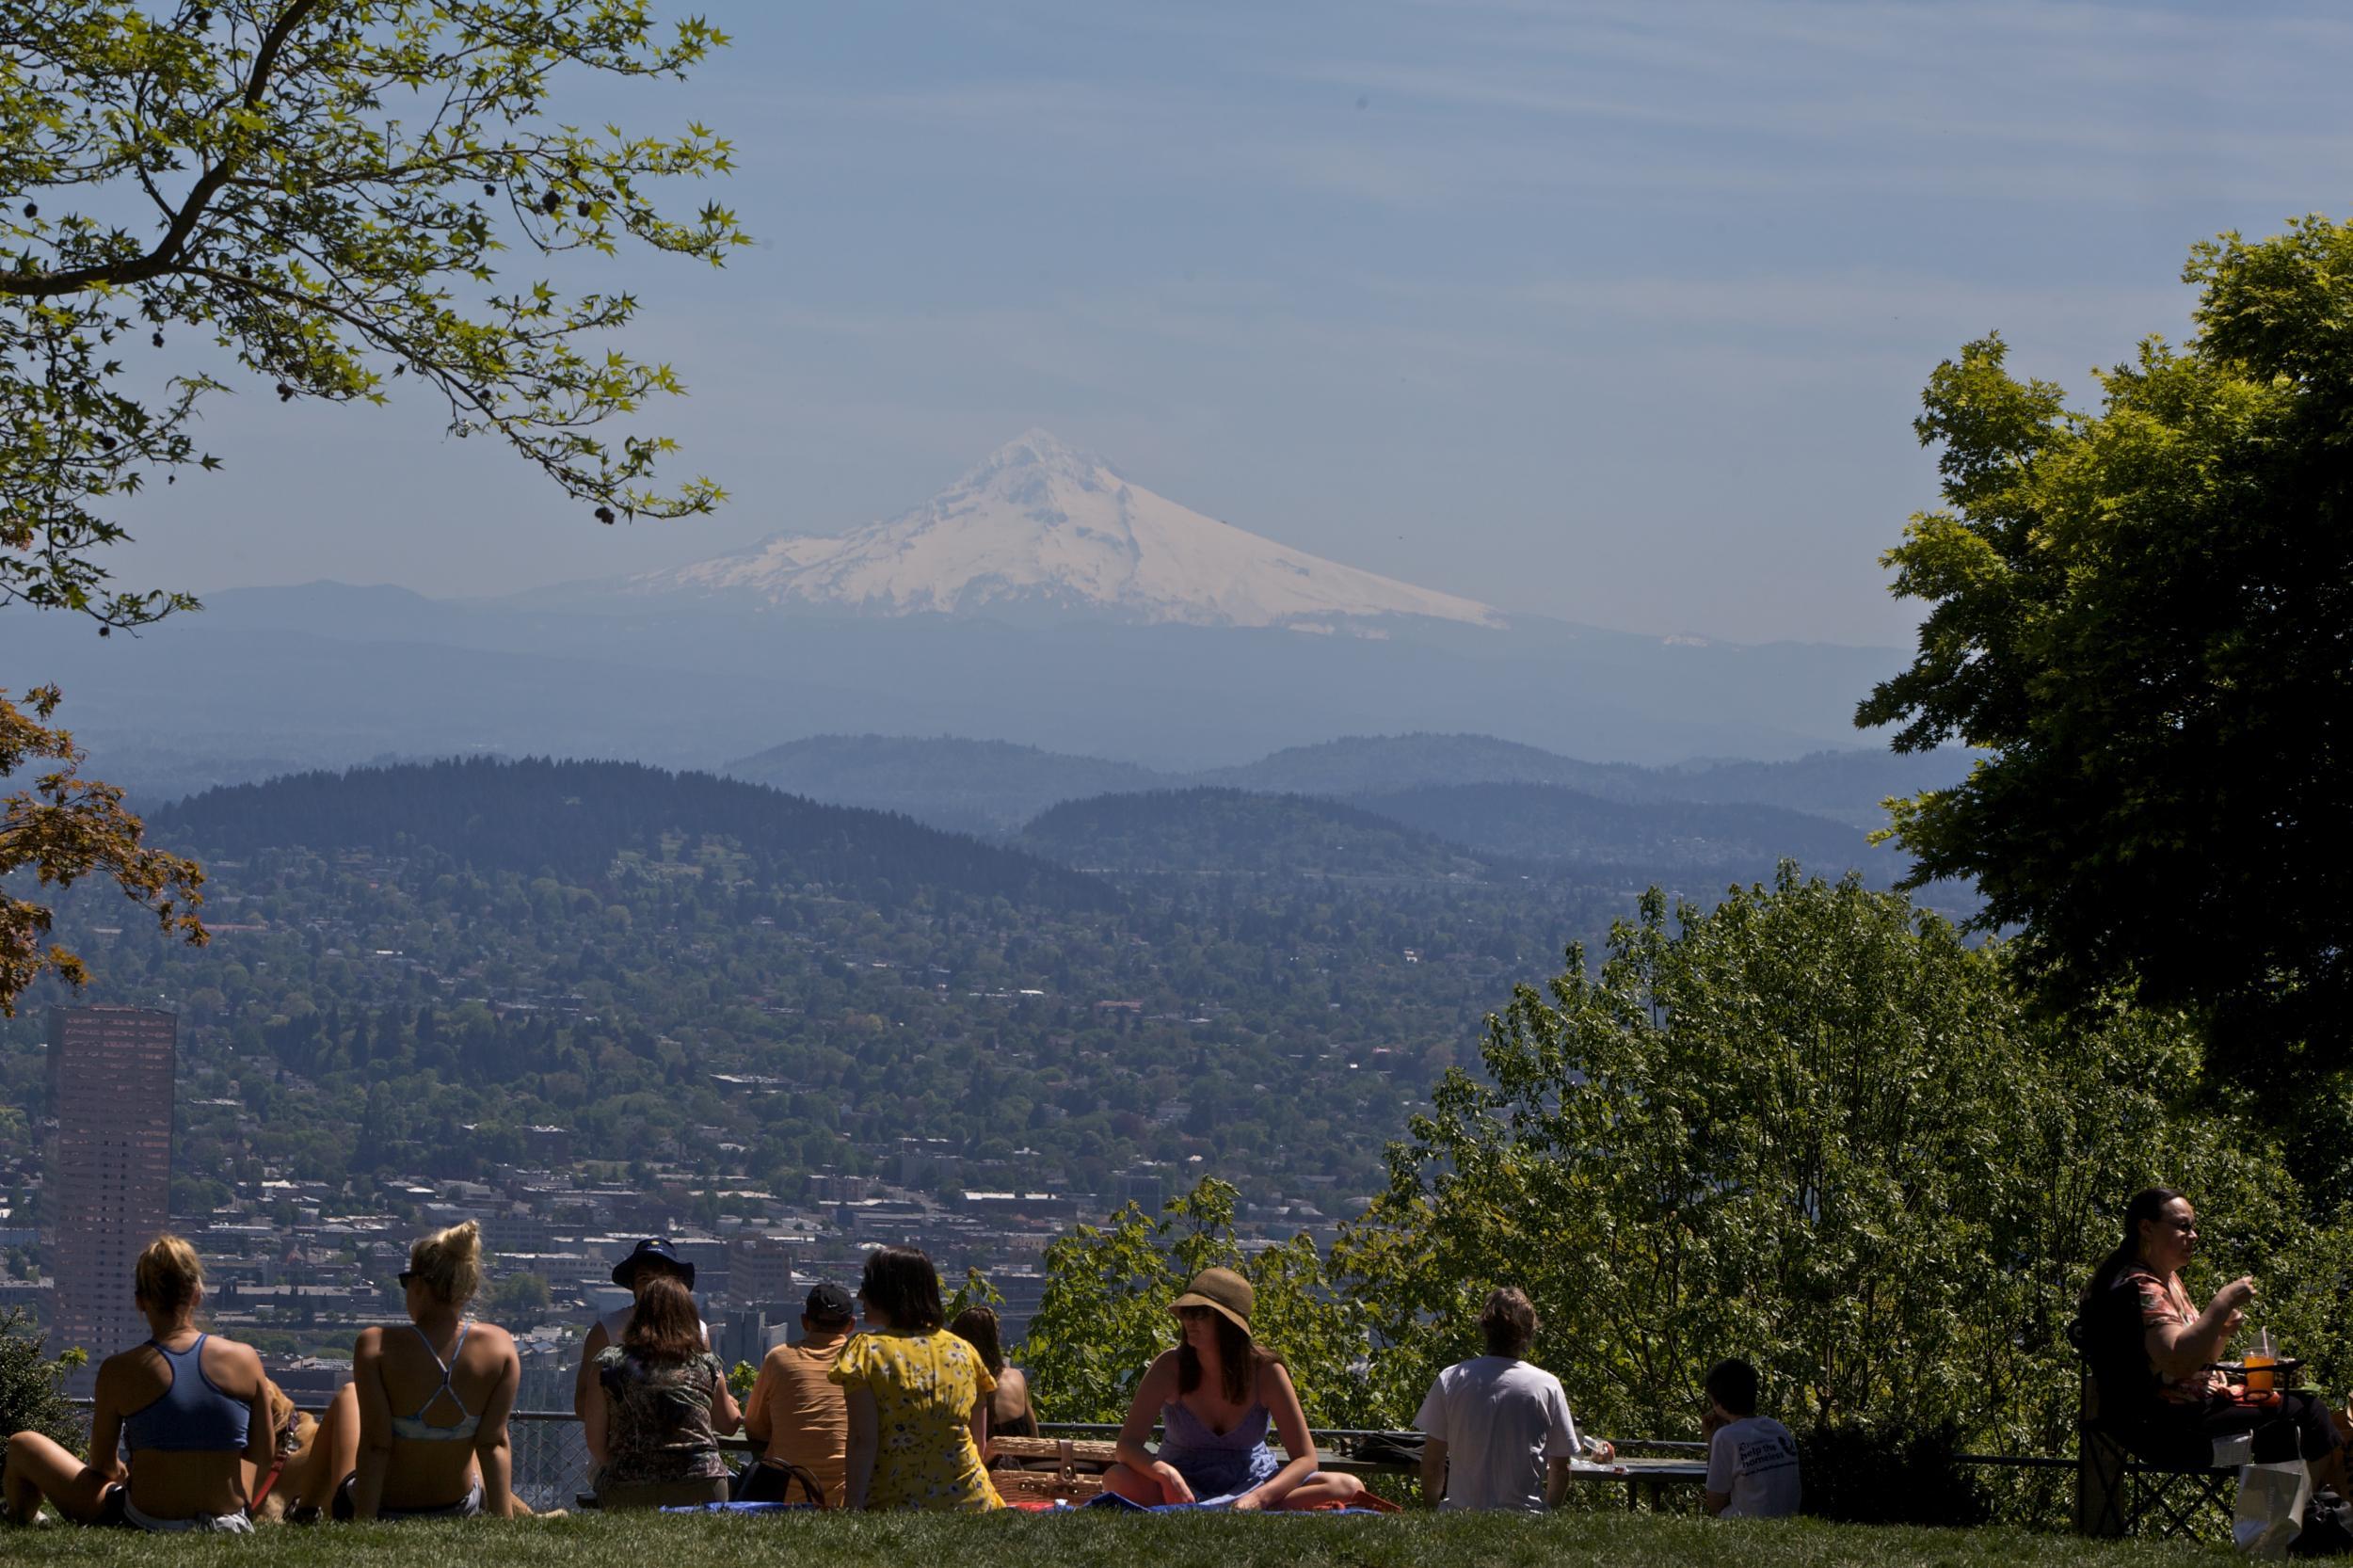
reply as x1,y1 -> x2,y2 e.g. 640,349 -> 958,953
1168,1268 -> 1254,1336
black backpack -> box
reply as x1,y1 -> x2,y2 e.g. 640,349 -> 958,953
2294,1491 -> 2353,1557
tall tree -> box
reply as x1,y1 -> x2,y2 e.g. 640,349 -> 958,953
0,1 -> 746,1011
1859,215 -> 2353,1064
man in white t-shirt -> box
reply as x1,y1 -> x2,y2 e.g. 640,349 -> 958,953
1415,1287 -> 1608,1511
1702,1356 -> 1801,1519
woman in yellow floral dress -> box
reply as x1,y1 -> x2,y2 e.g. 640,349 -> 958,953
831,1246 -> 1002,1511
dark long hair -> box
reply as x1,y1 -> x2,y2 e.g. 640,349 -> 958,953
859,1245 -> 944,1332
949,1305 -> 1004,1375
624,1274 -> 704,1365
2079,1186 -> 2187,1314
1176,1313 -> 1278,1407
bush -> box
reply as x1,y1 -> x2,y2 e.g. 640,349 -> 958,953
0,1308 -> 85,1483
1799,1419 -> 1988,1527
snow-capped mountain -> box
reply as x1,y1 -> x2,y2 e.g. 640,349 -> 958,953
629,430 -> 1508,633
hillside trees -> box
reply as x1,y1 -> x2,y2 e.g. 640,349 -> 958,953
1860,215 -> 2353,1078
0,1 -> 747,1012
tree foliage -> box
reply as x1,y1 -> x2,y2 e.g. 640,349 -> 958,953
0,1307 -> 84,1486
1018,1177 -> 1374,1429
1335,870 -> 2339,1515
1,685 -> 203,1014
1858,215 -> 2353,1060
0,0 -> 747,1013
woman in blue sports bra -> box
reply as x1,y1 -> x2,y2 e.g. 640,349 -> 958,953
4,1235 -> 270,1532
341,1221 -> 521,1520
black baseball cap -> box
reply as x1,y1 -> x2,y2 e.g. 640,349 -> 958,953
611,1238 -> 696,1289
805,1281 -> 855,1320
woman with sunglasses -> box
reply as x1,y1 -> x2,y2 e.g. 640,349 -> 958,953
2078,1187 -> 2345,1492
1103,1268 -> 1364,1511
341,1222 -> 520,1519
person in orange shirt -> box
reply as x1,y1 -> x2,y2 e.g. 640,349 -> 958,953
741,1282 -> 856,1506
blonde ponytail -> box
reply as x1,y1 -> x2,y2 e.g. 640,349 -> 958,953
408,1220 -> 486,1306
135,1234 -> 205,1319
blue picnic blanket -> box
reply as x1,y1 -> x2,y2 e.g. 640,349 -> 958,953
1079,1492 -> 1391,1516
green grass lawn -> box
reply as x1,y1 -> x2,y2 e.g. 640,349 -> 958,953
0,1510 -> 2238,1568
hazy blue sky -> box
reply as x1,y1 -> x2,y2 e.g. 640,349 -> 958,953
104,0 -> 2351,645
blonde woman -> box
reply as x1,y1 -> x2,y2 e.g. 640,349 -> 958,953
3,1236 -> 269,1531
340,1221 -> 520,1519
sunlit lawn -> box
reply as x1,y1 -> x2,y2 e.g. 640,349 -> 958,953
0,1507 -> 2236,1568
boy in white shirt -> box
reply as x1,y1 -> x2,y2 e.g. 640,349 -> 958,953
1415,1288 -> 1609,1511
1702,1356 -> 1801,1519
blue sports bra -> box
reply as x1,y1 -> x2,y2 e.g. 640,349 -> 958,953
390,1322 -> 481,1442
121,1335 -> 250,1454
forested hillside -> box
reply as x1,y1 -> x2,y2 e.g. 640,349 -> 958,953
1353,783 -> 1885,880
1022,790 -> 1486,880
155,758 -> 1110,910
6,759 -> 1644,1211
724,736 -> 1168,836
716,730 -> 1972,840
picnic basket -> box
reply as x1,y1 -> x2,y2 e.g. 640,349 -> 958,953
989,1436 -> 1113,1506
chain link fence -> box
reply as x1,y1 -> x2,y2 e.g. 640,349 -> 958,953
507,1411 -> 593,1512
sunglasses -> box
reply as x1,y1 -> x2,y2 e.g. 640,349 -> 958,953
1176,1305 -> 1216,1320
397,1270 -> 417,1287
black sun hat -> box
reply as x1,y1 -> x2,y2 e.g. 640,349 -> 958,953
611,1237 -> 696,1289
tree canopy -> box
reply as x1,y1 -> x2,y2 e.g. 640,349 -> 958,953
1,0 -> 745,1012
1332,870 -> 2341,1518
1859,215 -> 2353,1061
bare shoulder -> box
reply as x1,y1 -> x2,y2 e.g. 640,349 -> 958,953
94,1344 -> 157,1402
1000,1364 -> 1030,1395
208,1335 -> 267,1390
467,1320 -> 518,1352
352,1324 -> 388,1359
1255,1354 -> 1300,1400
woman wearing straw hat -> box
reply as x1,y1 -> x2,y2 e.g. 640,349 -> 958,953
1103,1269 -> 1365,1511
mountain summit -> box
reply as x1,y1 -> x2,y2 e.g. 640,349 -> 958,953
630,430 -> 1507,632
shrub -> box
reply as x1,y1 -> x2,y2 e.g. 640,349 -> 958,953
0,1308 -> 84,1485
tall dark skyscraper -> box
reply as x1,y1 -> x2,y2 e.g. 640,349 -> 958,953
46,1005 -> 176,1355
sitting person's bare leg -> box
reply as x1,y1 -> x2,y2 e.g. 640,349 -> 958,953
2,1432 -> 114,1525
1100,1462 -> 1171,1505
286,1384 -> 361,1514
1274,1471 -> 1366,1510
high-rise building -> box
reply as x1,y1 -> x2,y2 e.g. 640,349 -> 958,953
47,1005 -> 176,1356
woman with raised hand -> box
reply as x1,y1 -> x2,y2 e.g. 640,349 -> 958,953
2,1235 -> 269,1532
832,1246 -> 1003,1511
584,1273 -> 741,1509
344,1221 -> 520,1519
2079,1187 -> 2346,1492
1103,1268 -> 1364,1511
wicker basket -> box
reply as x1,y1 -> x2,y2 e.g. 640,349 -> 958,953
989,1437 -> 1112,1507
